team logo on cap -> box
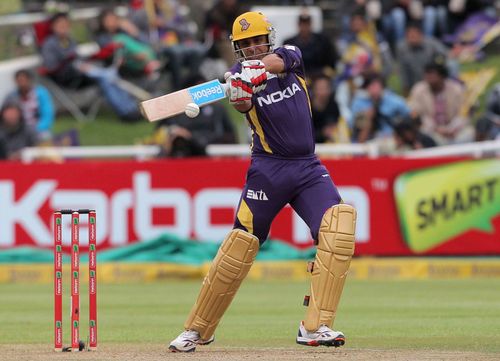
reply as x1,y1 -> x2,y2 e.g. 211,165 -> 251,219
239,18 -> 250,31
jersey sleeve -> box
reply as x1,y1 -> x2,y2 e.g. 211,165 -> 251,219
274,45 -> 304,75
229,62 -> 242,75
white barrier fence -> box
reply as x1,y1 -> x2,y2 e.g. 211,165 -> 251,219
401,139 -> 500,158
19,140 -> 500,163
206,143 -> 381,158
20,145 -> 161,163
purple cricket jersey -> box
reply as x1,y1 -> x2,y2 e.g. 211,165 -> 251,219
230,46 -> 315,157
230,46 -> 343,243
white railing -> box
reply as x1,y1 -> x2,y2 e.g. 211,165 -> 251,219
20,145 -> 160,163
17,140 -> 500,162
206,143 -> 380,157
402,139 -> 500,158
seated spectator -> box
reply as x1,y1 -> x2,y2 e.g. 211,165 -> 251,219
350,72 -> 410,143
283,12 -> 339,78
310,74 -> 341,143
380,0 -> 424,51
396,21 -> 455,95
339,0 -> 371,33
393,114 -> 437,151
475,115 -> 500,142
204,0 -> 249,67
5,69 -> 55,142
338,8 -> 393,80
0,102 -> 38,160
40,12 -> 141,121
155,74 -> 237,157
335,8 -> 393,122
422,0 -> 449,39
334,47 -> 373,126
408,58 -> 474,145
334,73 -> 362,125
475,83 -> 500,141
129,0 -> 207,90
96,8 -> 161,78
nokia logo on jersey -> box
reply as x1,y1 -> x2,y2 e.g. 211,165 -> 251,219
257,83 -> 302,106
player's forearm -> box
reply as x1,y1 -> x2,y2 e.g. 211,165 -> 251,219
262,54 -> 285,74
233,100 -> 252,113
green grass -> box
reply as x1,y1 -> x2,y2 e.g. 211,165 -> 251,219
53,112 -> 157,146
1,279 -> 499,353
53,103 -> 247,146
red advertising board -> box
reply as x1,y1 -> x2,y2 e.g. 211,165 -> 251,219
0,157 -> 499,256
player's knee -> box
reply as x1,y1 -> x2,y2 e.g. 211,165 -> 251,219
317,204 -> 356,251
233,226 -> 267,246
220,229 -> 260,267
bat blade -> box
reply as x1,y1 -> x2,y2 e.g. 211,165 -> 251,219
140,79 -> 228,122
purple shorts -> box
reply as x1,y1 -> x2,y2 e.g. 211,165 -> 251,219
234,155 -> 342,244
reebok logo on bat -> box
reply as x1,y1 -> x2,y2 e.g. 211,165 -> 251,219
190,85 -> 224,102
188,80 -> 226,105
257,83 -> 302,106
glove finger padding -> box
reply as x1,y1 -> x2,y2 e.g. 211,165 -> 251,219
242,60 -> 267,93
228,73 -> 253,104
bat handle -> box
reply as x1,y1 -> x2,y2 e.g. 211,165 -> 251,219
221,82 -> 229,95
222,72 -> 271,95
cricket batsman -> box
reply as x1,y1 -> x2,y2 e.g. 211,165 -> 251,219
169,11 -> 356,352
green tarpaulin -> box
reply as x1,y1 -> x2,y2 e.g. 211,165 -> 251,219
0,235 -> 315,264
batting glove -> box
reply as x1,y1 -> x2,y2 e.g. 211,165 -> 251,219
227,72 -> 253,104
241,60 -> 267,93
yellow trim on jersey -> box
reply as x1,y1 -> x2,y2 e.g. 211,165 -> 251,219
237,199 -> 254,234
249,126 -> 255,151
295,74 -> 312,116
247,107 -> 273,153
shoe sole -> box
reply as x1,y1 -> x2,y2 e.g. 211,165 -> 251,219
169,345 -> 196,353
296,336 -> 345,347
198,337 -> 215,346
168,337 -> 214,353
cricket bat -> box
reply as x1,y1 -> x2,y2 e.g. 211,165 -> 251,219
140,79 -> 229,122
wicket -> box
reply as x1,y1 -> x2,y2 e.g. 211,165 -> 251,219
54,209 -> 97,352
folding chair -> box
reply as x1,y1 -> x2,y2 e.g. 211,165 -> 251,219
33,19 -> 103,122
33,18 -> 152,122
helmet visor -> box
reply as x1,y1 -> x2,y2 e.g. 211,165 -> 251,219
234,35 -> 272,62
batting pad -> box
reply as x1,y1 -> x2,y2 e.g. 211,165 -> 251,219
304,204 -> 356,332
184,229 -> 259,340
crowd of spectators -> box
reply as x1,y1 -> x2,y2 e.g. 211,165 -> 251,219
331,0 -> 500,153
1,0 -> 500,160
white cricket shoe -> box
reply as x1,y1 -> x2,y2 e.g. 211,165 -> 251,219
169,329 -> 215,353
296,321 -> 345,347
